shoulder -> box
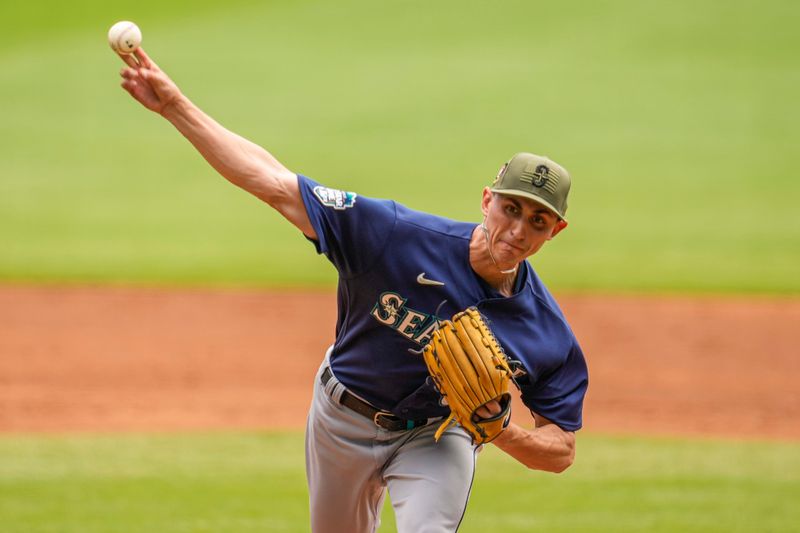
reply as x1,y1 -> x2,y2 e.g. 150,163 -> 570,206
524,265 -> 572,329
298,174 -> 399,228
484,262 -> 572,330
479,264 -> 579,366
298,175 -> 472,239
298,174 -> 383,210
394,203 -> 475,241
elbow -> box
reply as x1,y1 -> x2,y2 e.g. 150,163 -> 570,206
242,167 -> 292,207
536,452 -> 573,474
548,451 -> 574,474
532,434 -> 575,474
553,436 -> 576,473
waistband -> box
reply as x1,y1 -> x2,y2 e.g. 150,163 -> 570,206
321,366 -> 438,432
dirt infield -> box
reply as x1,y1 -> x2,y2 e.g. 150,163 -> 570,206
1,285 -> 798,440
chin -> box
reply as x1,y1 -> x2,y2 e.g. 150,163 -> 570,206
495,253 -> 522,269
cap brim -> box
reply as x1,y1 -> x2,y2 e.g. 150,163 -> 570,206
490,188 -> 568,222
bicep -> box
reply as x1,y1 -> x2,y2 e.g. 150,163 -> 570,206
532,411 -> 576,450
531,410 -> 553,428
532,412 -> 575,438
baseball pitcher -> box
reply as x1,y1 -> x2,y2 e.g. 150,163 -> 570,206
115,46 -> 588,533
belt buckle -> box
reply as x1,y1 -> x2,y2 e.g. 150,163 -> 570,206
372,411 -> 397,429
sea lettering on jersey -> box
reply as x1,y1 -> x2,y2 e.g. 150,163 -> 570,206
371,291 -> 438,346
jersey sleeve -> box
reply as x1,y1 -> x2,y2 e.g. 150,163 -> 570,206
519,342 -> 588,432
297,174 -> 397,278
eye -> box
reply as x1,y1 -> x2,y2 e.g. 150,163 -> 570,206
530,215 -> 550,229
504,204 -> 520,216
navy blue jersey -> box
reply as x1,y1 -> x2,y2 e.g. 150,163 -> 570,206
298,175 -> 588,431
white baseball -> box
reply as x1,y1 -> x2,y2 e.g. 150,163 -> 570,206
108,21 -> 142,54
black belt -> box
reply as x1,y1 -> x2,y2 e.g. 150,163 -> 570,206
321,367 -> 431,431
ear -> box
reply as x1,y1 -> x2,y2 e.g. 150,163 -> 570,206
480,187 -> 493,217
547,219 -> 568,240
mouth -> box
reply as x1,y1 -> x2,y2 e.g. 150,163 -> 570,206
498,239 -> 525,253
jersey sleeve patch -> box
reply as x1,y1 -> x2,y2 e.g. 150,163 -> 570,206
298,175 -> 396,278
313,186 -> 357,210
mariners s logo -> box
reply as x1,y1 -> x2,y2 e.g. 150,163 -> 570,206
371,292 -> 439,346
532,165 -> 550,187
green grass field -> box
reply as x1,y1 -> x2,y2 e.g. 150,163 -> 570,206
1,431 -> 798,532
1,0 -> 798,292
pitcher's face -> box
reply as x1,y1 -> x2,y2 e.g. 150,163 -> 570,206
480,189 -> 567,268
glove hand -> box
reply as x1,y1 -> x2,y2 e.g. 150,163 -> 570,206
422,307 -> 514,444
473,399 -> 503,421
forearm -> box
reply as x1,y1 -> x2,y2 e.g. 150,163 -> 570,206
161,96 -> 294,206
157,95 -> 315,236
492,422 -> 575,473
118,49 -> 315,237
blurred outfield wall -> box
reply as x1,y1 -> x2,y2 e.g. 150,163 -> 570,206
1,0 -> 798,293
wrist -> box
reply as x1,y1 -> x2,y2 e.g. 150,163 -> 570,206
492,421 -> 517,446
160,93 -> 189,120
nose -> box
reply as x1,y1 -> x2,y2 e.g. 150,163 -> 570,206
508,218 -> 527,241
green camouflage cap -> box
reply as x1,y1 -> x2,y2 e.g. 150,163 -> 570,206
491,152 -> 571,221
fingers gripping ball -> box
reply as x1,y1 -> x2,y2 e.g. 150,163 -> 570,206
422,307 -> 514,445
108,21 -> 142,54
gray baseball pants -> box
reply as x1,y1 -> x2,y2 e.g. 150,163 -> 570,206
306,355 -> 478,533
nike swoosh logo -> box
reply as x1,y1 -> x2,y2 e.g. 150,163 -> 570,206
417,272 -> 445,286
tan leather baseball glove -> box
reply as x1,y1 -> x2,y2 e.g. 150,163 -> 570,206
422,307 -> 513,445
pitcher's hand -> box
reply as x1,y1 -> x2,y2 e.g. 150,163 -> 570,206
117,48 -> 182,115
